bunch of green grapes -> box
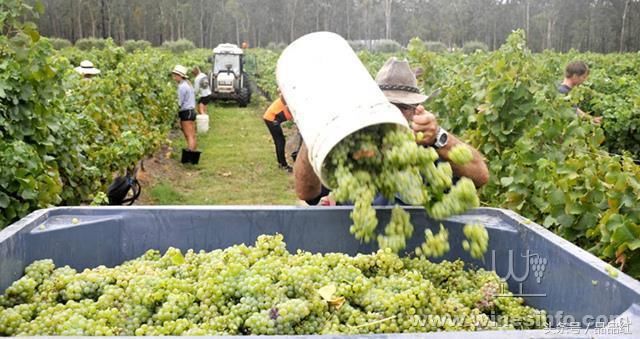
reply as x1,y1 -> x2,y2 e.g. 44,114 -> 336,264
325,125 -> 481,253
377,205 -> 413,253
449,144 -> 474,165
415,225 -> 450,258
0,235 -> 546,335
429,178 -> 479,219
462,223 -> 489,259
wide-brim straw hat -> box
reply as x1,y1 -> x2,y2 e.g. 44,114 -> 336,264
375,57 -> 427,105
75,60 -> 101,75
171,65 -> 189,78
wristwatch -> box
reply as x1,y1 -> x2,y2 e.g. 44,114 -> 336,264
433,127 -> 449,149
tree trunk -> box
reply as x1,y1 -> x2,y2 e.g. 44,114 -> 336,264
208,8 -> 215,47
72,0 -> 83,40
174,0 -> 180,40
364,1 -> 369,40
546,13 -> 555,51
199,0 -> 205,47
316,3 -> 321,32
180,5 -> 186,40
524,0 -> 529,41
100,0 -> 108,38
182,14 -> 186,40
493,20 -> 497,50
49,8 -> 59,37
346,0 -> 351,40
86,2 -> 95,37
170,17 -> 175,41
236,18 -> 240,45
159,3 -> 165,44
120,17 -> 126,43
289,0 -> 298,43
107,2 -> 112,38
79,0 -> 83,39
244,12 -> 251,45
384,0 -> 392,40
70,0 -> 76,41
586,6 -> 591,51
620,0 -> 631,52
253,23 -> 257,48
256,24 -> 260,47
142,12 -> 147,41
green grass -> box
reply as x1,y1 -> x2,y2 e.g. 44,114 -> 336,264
149,182 -> 184,204
149,100 -> 297,205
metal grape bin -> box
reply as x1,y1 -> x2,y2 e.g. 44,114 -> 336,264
1,206 -> 639,338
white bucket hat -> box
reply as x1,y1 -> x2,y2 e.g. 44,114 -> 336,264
375,57 -> 427,105
171,65 -> 189,79
75,60 -> 101,75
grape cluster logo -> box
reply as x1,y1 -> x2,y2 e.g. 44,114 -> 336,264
529,254 -> 548,283
492,250 -> 549,297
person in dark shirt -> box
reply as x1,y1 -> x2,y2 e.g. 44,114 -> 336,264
558,61 -> 602,124
294,58 -> 489,205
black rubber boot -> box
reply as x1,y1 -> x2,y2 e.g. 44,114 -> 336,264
189,150 -> 202,165
181,149 -> 190,164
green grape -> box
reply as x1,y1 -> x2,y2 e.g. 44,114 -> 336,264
462,223 -> 489,259
325,124 -> 482,254
377,206 -> 413,252
415,225 -> 450,258
449,144 -> 474,165
0,235 -> 544,335
392,168 -> 429,205
605,265 -> 619,278
428,178 -> 479,220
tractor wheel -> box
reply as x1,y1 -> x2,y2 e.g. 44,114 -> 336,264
242,73 -> 253,101
238,88 -> 250,107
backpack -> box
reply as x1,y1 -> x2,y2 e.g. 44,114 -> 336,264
107,163 -> 142,206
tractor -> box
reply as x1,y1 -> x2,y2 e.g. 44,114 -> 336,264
208,43 -> 251,107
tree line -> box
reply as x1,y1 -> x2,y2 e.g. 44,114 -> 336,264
34,0 -> 640,53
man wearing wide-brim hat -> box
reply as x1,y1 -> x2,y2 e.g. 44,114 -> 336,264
293,57 -> 489,205
375,57 -> 488,188
74,60 -> 101,78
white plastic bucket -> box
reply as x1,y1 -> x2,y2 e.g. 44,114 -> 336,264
196,114 -> 209,134
276,32 -> 409,187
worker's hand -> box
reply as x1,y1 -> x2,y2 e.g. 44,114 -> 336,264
411,105 -> 439,146
319,195 -> 336,206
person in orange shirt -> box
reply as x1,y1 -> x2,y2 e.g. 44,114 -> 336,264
263,95 -> 294,172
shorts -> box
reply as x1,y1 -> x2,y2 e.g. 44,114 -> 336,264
198,96 -> 213,105
178,109 -> 196,121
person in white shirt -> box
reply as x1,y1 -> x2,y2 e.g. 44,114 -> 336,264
192,66 -> 212,115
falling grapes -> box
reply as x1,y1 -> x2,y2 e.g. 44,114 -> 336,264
0,235 -> 547,335
415,225 -> 450,258
377,205 -> 413,253
324,125 -> 481,253
462,223 -> 489,259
